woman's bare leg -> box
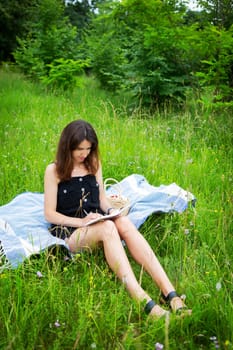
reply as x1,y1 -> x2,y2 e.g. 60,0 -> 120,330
66,220 -> 167,317
114,216 -> 191,313
114,216 -> 174,294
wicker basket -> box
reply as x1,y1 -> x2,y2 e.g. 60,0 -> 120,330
104,178 -> 130,216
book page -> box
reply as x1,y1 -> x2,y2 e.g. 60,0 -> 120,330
84,205 -> 130,226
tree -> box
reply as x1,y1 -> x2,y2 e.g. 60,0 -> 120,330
0,0 -> 37,61
85,0 -> 233,107
197,0 -> 233,29
13,0 -> 88,90
64,0 -> 92,34
86,0 -> 202,106
196,25 -> 233,102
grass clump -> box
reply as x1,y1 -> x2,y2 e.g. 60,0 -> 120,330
0,68 -> 232,349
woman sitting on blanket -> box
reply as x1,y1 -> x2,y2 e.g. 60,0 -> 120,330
44,119 -> 191,318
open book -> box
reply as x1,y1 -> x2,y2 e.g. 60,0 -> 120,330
84,205 -> 130,226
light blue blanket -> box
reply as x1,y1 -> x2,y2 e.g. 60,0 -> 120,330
0,174 -> 195,270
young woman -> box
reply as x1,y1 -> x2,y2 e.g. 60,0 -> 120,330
44,119 -> 191,318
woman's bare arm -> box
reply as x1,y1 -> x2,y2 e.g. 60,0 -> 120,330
44,163 -> 88,227
95,162 -> 115,214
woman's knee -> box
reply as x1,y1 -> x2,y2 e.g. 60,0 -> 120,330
114,216 -> 134,238
115,215 -> 132,228
66,228 -> 85,253
100,220 -> 120,241
66,221 -> 120,252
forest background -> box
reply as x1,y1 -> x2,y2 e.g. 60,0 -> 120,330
0,0 -> 233,109
0,0 -> 233,349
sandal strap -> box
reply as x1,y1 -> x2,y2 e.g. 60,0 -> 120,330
162,292 -> 191,315
144,299 -> 156,314
162,291 -> 179,303
175,306 -> 188,314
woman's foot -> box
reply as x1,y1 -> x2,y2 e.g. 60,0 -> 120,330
150,304 -> 169,318
145,299 -> 169,319
170,296 -> 192,316
162,291 -> 192,316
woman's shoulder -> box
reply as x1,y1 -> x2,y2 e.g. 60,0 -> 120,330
45,162 -> 59,181
45,162 -> 56,173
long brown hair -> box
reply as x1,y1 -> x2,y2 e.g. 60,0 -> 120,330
55,120 -> 100,181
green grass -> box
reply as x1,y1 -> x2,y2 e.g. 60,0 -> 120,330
0,67 -> 233,349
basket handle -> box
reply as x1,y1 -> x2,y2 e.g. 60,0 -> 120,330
104,178 -> 122,195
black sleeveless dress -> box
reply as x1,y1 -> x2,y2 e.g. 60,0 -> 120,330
49,174 -> 103,239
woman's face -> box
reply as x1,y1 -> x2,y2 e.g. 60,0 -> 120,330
72,139 -> 92,165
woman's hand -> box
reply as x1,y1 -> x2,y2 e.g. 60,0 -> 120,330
107,208 -> 120,216
81,212 -> 104,226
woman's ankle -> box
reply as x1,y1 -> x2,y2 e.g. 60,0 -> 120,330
144,299 -> 169,318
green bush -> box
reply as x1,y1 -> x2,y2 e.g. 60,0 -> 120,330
40,58 -> 90,91
13,0 -> 83,91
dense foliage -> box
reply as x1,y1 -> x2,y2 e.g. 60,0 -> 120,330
0,0 -> 232,107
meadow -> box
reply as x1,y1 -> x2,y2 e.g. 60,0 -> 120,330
0,67 -> 232,350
